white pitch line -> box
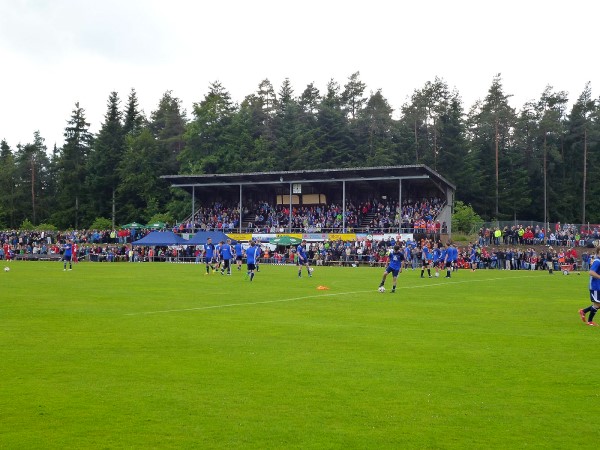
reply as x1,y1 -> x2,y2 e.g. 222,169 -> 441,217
124,273 -> 542,316
124,290 -> 370,316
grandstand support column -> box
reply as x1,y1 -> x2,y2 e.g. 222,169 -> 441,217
398,179 -> 402,234
343,180 -> 346,233
445,186 -> 453,236
192,186 -> 195,232
239,184 -> 243,234
289,183 -> 292,233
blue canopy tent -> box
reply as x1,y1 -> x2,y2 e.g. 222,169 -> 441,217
131,231 -> 188,246
186,231 -> 237,245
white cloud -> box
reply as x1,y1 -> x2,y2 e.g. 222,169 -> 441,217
0,0 -> 598,149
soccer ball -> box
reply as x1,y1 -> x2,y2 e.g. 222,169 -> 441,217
4,266 -> 9,272
309,267 -> 314,274
563,270 -> 569,275
435,272 -> 439,278
378,286 -> 386,293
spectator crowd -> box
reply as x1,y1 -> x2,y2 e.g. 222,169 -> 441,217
1,201 -> 596,273
174,197 -> 446,234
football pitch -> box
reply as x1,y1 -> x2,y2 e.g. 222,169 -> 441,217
1,261 -> 597,449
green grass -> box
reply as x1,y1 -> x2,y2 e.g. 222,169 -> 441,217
0,261 -> 597,449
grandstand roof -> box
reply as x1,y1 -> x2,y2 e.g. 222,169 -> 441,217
163,165 -> 456,192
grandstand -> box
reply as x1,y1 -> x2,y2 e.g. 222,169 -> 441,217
162,165 -> 456,236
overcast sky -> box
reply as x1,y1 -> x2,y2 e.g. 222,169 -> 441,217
0,0 -> 598,150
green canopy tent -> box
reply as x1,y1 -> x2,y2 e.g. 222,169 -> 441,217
269,236 -> 302,246
145,221 -> 167,229
121,222 -> 144,229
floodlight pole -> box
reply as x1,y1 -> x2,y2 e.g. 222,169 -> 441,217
543,134 -> 547,244
112,188 -> 116,230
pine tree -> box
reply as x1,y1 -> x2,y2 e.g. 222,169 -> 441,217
564,83 -> 597,223
123,88 -> 146,136
341,71 -> 367,120
14,131 -> 52,225
315,79 -> 353,168
117,128 -> 170,222
398,90 -> 428,163
54,103 -> 93,228
355,90 -> 396,166
0,140 -> 17,227
526,87 -> 568,225
180,81 -> 236,174
299,82 -> 320,117
274,78 -> 305,169
467,75 -> 516,220
86,92 -> 125,227
437,93 -> 477,201
149,91 -> 186,175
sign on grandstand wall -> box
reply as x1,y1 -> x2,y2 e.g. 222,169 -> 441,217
356,233 -> 414,242
228,233 -> 360,242
250,233 -> 275,242
328,233 -> 358,242
226,232 -> 419,243
303,233 -> 328,241
227,233 -> 253,242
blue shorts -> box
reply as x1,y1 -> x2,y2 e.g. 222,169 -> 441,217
385,266 -> 400,277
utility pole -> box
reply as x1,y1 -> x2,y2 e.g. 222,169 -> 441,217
30,153 -> 36,225
495,118 -> 499,218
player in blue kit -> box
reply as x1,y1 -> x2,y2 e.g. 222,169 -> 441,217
203,237 -> 217,275
214,240 -> 222,271
378,245 -> 404,293
469,245 -> 479,271
63,239 -> 73,271
432,244 -> 443,277
245,240 -> 261,281
579,247 -> 600,326
444,242 -> 458,278
234,241 -> 244,271
296,239 -> 312,278
219,239 -> 233,275
403,245 -> 412,271
420,244 -> 432,278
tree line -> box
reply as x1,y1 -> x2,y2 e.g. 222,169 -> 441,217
1,72 -> 599,230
